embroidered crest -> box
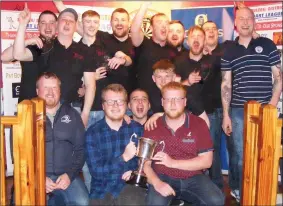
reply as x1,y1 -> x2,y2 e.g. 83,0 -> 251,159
255,46 -> 263,53
61,115 -> 72,123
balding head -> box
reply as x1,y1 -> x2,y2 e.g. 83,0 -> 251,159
235,7 -> 255,37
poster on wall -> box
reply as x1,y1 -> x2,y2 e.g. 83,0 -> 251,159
250,2 -> 282,114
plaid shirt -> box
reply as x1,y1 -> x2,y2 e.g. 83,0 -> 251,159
85,118 -> 143,199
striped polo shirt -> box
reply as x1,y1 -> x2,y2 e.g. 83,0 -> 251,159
221,37 -> 281,107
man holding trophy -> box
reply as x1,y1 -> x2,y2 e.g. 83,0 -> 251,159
143,82 -> 225,205
85,84 -> 146,205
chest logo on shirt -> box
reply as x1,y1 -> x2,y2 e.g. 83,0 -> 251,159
73,52 -> 84,60
61,115 -> 72,123
255,46 -> 263,54
182,132 -> 195,143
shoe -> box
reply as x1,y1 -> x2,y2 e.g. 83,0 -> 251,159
230,190 -> 240,203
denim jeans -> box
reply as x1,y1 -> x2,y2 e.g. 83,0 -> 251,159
90,184 -> 146,205
83,110 -> 105,192
146,174 -> 225,206
226,108 -> 244,195
208,108 -> 224,190
47,175 -> 89,206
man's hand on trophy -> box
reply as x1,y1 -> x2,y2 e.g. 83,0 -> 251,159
153,180 -> 176,197
122,141 -> 137,162
122,170 -> 132,181
152,151 -> 175,168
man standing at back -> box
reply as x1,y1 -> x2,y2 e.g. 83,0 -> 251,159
131,2 -> 177,97
1,9 -> 57,103
221,7 -> 282,202
13,5 -> 96,127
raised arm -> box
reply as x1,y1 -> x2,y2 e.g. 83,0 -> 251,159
130,3 -> 151,47
1,46 -> 14,62
13,3 -> 34,61
269,63 -> 282,106
53,0 -> 83,36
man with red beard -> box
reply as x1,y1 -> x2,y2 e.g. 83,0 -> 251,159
143,82 -> 224,205
131,2 -> 177,98
167,20 -> 188,56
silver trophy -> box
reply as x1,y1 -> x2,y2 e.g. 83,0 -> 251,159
127,133 -> 165,188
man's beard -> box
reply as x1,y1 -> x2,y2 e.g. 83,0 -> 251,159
165,108 -> 185,119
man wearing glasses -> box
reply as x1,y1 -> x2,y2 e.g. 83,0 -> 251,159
143,82 -> 224,205
85,84 -> 146,205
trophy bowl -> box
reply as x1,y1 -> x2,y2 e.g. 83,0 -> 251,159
127,134 -> 165,188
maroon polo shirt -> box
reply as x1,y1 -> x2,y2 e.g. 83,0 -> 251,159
144,113 -> 213,179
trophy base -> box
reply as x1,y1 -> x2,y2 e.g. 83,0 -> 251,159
126,172 -> 148,189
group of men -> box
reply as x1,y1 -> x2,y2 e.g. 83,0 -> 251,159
1,1 -> 281,205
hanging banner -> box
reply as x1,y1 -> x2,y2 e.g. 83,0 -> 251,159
171,6 -> 235,45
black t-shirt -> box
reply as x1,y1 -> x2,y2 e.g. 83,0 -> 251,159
78,39 -> 110,111
209,44 -> 225,110
135,38 -> 177,95
29,38 -> 95,103
102,33 -> 135,94
149,84 -> 204,116
17,45 -> 46,103
174,54 -> 219,114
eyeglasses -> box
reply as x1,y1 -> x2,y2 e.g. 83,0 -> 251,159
103,99 -> 126,106
163,97 -> 185,103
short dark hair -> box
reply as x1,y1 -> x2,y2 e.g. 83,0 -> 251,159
36,72 -> 61,88
101,84 -> 128,101
150,13 -> 166,26
111,8 -> 129,21
152,59 -> 175,73
130,88 -> 149,100
38,10 -> 57,23
201,20 -> 218,29
169,20 -> 185,30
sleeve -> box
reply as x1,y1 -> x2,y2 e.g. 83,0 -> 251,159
194,117 -> 214,154
174,56 -> 186,80
267,39 -> 281,66
26,45 -> 41,62
186,88 -> 204,116
221,42 -> 232,71
67,111 -> 86,181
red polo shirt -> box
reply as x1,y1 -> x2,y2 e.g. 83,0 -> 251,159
144,113 -> 213,179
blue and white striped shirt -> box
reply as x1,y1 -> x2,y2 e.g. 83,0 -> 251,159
221,37 -> 281,107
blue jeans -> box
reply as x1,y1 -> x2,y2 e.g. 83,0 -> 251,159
146,174 -> 225,206
208,108 -> 223,190
83,110 -> 105,192
226,108 -> 244,194
47,175 -> 89,206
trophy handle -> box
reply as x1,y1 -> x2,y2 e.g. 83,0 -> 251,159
130,133 -> 138,142
159,141 -> 165,152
